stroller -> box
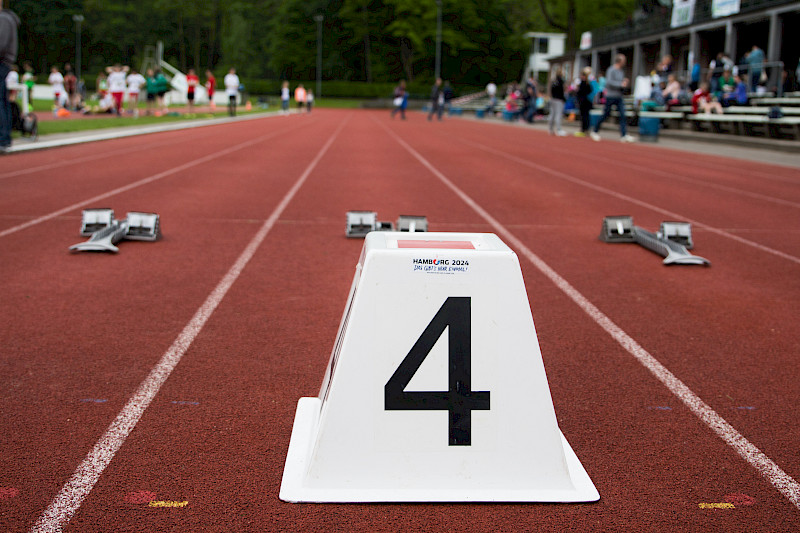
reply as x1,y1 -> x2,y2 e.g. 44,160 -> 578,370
10,100 -> 38,140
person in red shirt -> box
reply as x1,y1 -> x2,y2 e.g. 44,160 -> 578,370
186,68 -> 199,113
205,70 -> 216,109
691,82 -> 723,114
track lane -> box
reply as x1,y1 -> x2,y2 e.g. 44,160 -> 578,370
49,111 -> 800,531
0,116 -> 332,532
2,110 -> 798,531
381,113 -> 800,493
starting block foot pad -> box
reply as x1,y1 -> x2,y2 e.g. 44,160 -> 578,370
279,232 -> 598,503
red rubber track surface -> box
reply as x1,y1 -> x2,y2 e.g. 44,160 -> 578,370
1,110 -> 798,532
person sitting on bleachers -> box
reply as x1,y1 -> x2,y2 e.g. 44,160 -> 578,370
722,74 -> 748,107
717,69 -> 736,100
692,82 -> 723,114
663,74 -> 683,108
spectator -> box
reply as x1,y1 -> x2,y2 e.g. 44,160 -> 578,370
224,67 -> 240,116
96,71 -> 107,98
442,80 -> 454,114
548,67 -> 566,136
63,64 -> 77,110
154,68 -> 169,114
48,65 -> 65,113
205,70 -> 216,108
280,81 -> 290,113
106,64 -> 129,116
657,54 -> 673,83
590,54 -> 635,143
145,68 -> 157,115
126,68 -> 145,116
689,60 -> 701,92
522,75 -> 537,123
427,78 -> 444,121
306,90 -> 314,113
663,74 -> 682,106
5,63 -> 18,101
185,68 -> 198,114
1,0 -> 20,153
391,79 -> 407,120
575,67 -> 593,137
692,81 -> 723,114
718,68 -> 736,100
485,81 -> 497,115
294,83 -> 306,112
722,73 -> 748,106
745,45 -> 764,93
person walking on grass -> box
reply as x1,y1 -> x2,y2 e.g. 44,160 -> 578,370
186,68 -> 199,114
126,68 -> 145,117
590,54 -> 635,143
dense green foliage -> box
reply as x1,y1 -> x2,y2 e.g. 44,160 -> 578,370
9,0 -> 635,90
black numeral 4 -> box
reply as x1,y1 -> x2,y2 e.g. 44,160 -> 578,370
385,297 -> 490,446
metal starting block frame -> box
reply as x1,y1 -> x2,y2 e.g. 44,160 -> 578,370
70,210 -> 161,253
346,211 -> 427,238
600,216 -> 709,266
80,208 -> 115,236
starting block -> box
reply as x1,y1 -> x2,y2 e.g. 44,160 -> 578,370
70,210 -> 161,253
80,208 -> 115,236
280,232 -> 599,503
600,216 -> 709,266
346,211 -> 428,238
396,215 -> 428,233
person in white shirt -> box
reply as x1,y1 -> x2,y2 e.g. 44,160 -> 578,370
105,64 -> 129,116
126,69 -> 145,117
5,64 -> 18,101
48,66 -> 65,111
224,68 -> 239,117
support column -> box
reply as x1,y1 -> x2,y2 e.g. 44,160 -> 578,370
767,12 -> 781,62
724,20 -> 736,59
591,50 -> 598,74
660,36 -> 669,60
632,41 -> 642,80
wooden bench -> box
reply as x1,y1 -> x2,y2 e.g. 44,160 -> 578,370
725,106 -> 800,116
687,114 -> 800,139
750,97 -> 800,107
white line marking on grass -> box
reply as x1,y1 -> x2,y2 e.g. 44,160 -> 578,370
378,118 -> 800,511
458,137 -> 800,265
29,118 -> 348,533
0,120 -> 311,239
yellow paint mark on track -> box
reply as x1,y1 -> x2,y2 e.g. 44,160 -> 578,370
148,500 -> 189,508
698,502 -> 735,509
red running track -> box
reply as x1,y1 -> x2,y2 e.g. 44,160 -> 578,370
1,110 -> 799,532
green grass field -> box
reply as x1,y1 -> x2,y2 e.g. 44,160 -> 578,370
15,97 -> 364,138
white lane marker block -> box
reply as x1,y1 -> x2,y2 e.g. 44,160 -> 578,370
280,232 -> 598,503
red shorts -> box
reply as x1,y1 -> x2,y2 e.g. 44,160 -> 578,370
111,92 -> 124,110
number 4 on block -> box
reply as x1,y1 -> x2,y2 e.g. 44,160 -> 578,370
384,297 -> 490,446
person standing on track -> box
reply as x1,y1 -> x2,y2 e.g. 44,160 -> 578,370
294,83 -> 306,112
280,81 -> 290,113
391,79 -> 407,119
0,0 -> 19,153
224,67 -> 239,117
590,54 -> 635,143
548,67 -> 567,136
427,78 -> 443,121
575,67 -> 593,137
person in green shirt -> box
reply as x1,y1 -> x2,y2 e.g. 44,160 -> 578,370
718,69 -> 736,101
153,68 -> 169,114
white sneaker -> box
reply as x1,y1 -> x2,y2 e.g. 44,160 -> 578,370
621,135 -> 636,143
589,132 -> 601,141
556,130 -> 567,136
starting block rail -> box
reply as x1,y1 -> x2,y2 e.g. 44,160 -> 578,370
600,216 -> 709,266
70,209 -> 161,253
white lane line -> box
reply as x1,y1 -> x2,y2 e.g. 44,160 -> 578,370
0,120 -> 311,239
458,136 -> 800,265
521,142 -> 800,210
378,119 -> 800,511
29,118 -> 348,533
0,129 -> 219,180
